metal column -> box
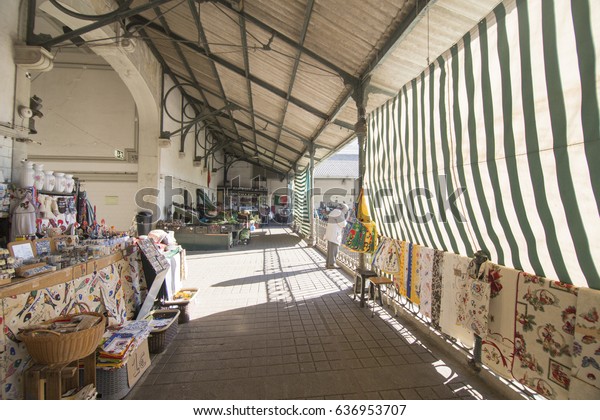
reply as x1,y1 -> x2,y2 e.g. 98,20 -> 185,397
354,83 -> 368,271
307,143 -> 315,246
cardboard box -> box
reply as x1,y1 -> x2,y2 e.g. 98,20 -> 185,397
127,338 -> 151,387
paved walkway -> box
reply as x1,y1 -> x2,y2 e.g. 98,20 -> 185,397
129,227 -> 506,400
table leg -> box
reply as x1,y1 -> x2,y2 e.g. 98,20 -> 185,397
359,276 -> 365,308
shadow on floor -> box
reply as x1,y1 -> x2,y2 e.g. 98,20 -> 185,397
128,294 -> 504,400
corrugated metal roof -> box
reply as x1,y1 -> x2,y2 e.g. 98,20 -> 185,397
39,0 -> 502,176
314,153 -> 358,178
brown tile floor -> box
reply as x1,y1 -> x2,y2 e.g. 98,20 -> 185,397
128,227 -> 506,400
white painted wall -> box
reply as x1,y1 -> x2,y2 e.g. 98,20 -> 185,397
28,59 -> 139,230
79,180 -> 139,231
31,66 -> 136,158
227,160 -> 255,187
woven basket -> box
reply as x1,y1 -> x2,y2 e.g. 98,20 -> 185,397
145,309 -> 179,354
96,366 -> 130,400
161,301 -> 190,324
162,288 -> 197,324
18,312 -> 105,366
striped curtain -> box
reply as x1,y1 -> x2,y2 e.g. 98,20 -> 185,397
365,0 -> 600,290
293,169 -> 311,237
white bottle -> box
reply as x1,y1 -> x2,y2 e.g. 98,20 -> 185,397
33,163 -> 45,190
64,174 -> 75,193
21,161 -> 35,187
54,172 -> 65,193
44,170 -> 55,191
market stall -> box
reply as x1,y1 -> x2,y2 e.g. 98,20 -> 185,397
0,177 -> 192,400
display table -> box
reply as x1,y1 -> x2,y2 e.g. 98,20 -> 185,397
173,231 -> 232,251
0,251 -> 141,400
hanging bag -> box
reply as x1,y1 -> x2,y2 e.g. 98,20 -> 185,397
343,218 -> 377,254
342,187 -> 378,253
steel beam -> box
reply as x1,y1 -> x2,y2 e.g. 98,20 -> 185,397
186,0 -> 245,154
140,28 -> 203,128
36,0 -> 172,48
271,0 -> 314,167
293,0 -> 431,168
133,17 -> 334,123
237,11 -> 260,156
214,0 -> 358,85
151,5 -> 234,153
157,41 -> 340,151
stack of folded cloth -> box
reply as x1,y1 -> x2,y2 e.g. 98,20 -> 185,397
97,320 -> 151,369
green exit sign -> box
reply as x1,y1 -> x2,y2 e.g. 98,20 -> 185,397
114,149 -> 125,160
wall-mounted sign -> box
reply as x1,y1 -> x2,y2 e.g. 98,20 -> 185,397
114,149 -> 125,160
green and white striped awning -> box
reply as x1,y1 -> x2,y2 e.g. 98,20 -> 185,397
365,0 -> 600,289
293,169 -> 311,238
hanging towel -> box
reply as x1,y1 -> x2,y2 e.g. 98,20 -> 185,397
511,272 -> 578,400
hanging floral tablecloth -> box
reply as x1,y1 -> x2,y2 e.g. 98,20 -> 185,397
439,252 -> 474,348
417,247 -> 435,320
480,263 -> 520,380
569,287 -> 600,399
457,259 -> 491,337
430,250 -> 444,329
511,272 -> 578,400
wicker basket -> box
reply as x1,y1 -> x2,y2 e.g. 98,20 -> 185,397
145,309 -> 179,354
18,312 -> 105,366
96,366 -> 130,400
162,287 -> 197,324
161,301 -> 190,324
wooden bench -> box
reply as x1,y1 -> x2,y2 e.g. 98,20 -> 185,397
24,352 -> 96,400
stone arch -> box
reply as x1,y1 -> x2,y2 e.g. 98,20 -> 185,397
38,0 -> 161,192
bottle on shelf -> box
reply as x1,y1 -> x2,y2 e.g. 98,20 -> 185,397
54,172 -> 66,193
33,163 -> 45,190
64,174 -> 75,193
44,170 -> 55,192
20,161 -> 34,187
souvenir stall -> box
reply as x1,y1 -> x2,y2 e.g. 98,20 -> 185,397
0,169 -> 194,400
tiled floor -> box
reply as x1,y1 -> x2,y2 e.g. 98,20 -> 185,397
128,227 -> 506,400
